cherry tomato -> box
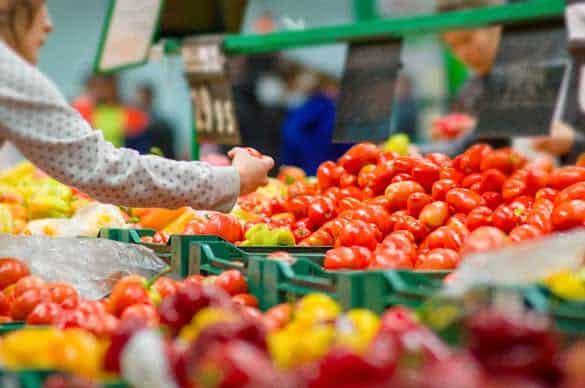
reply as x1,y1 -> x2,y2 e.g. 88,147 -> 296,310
370,162 -> 396,195
393,216 -> 430,243
293,218 -> 313,243
324,246 -> 372,270
421,226 -> 463,251
431,179 -> 458,201
317,161 -> 344,190
454,144 -> 492,174
26,302 -> 63,325
466,206 -> 493,231
339,173 -> 357,188
342,205 -> 392,236
357,164 -> 377,188
58,309 -> 86,329
549,166 -> 585,190
339,186 -> 363,200
338,143 -> 380,174
446,214 -> 471,241
184,275 -> 205,286
322,218 -> 351,240
535,187 -> 558,203
301,229 -> 334,246
0,292 -> 9,316
380,232 -> 417,262
270,212 -> 296,228
555,182 -> 585,205
479,148 -> 525,174
47,282 -> 78,308
478,169 -> 507,193
407,192 -> 433,218
152,277 -> 179,300
232,293 -> 259,308
393,156 -> 415,176
419,201 -> 450,229
385,181 -> 425,211
491,204 -> 518,233
183,212 -> 243,243
415,248 -> 460,270
336,220 -> 381,250
215,270 -> 248,296
0,258 -> 30,290
462,173 -> 482,189
370,248 -> 413,269
308,197 -> 336,228
552,200 -> 585,231
108,282 -> 151,317
459,226 -> 509,257
481,192 -> 503,210
439,166 -> 464,183
338,197 -> 362,213
11,287 -> 50,321
445,188 -> 482,214
287,181 -> 318,198
525,201 -> 553,233
121,304 -> 160,327
509,224 -> 543,243
13,276 -> 46,298
412,159 -> 440,191
425,153 -> 451,166
391,173 -> 414,183
286,195 -> 313,219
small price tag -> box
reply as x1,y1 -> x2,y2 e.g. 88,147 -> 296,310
334,39 -> 403,143
476,21 -> 568,138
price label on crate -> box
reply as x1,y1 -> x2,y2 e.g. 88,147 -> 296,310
183,36 -> 241,145
476,22 -> 568,138
334,39 -> 403,143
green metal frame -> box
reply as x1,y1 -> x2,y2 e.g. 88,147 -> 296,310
353,0 -> 377,22
223,0 -> 564,54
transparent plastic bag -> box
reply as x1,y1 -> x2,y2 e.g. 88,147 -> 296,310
444,229 -> 585,298
0,234 -> 166,299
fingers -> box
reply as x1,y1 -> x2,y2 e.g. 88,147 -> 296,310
228,147 -> 244,159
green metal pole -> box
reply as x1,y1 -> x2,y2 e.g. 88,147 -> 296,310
190,102 -> 200,161
353,0 -> 377,22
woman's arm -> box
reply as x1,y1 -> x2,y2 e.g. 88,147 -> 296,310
0,42 -> 239,211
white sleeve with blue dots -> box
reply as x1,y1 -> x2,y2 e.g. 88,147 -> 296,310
0,41 -> 239,212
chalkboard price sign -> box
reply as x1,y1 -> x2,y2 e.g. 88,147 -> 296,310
564,1 -> 585,132
476,22 -> 568,138
334,39 -> 403,143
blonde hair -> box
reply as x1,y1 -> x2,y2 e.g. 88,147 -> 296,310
0,0 -> 42,49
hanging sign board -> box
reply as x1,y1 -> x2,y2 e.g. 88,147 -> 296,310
334,39 -> 403,143
563,0 -> 585,131
475,21 -> 568,138
94,0 -> 165,73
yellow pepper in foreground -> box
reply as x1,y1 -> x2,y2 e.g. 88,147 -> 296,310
545,270 -> 585,301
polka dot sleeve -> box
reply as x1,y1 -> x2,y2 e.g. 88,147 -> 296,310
0,42 -> 240,211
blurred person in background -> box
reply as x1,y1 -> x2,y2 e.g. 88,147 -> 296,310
418,0 -> 585,164
134,83 -> 176,159
280,70 -> 352,176
392,73 -> 419,141
0,0 -> 273,210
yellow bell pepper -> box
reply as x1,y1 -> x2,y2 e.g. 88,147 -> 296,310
335,309 -> 380,353
162,208 -> 199,235
545,270 -> 585,301
294,294 -> 341,325
269,322 -> 335,369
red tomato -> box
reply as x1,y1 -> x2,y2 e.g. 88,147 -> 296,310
121,304 -> 160,327
336,220 -> 381,250
357,164 -> 377,188
370,163 -> 396,195
293,218 -> 313,243
491,204 -> 518,233
339,173 -> 357,188
461,173 -> 482,189
0,292 -> 9,316
77,300 -> 107,317
549,166 -> 585,190
338,197 -> 362,213
419,201 -> 450,229
385,181 -> 425,211
362,187 -> 375,199
407,192 -> 433,218
425,153 -> 451,166
263,304 -> 292,331
339,186 -> 363,200
552,200 -> 585,231
445,188 -> 482,214
338,143 -> 380,174
301,229 -> 335,246
380,232 -> 416,262
307,197 -> 336,228
391,173 -> 414,183
152,277 -> 179,300
501,177 -> 526,201
509,224 -> 543,243
393,156 -> 415,175
481,192 -> 503,210
90,313 -> 119,339
393,216 -> 430,243
58,309 -> 86,329
454,144 -> 492,174
232,293 -> 259,308
415,249 -> 460,270
459,226 -> 510,257
479,148 -> 525,174
478,169 -> 507,193
370,248 -> 413,269
555,182 -> 585,205
412,159 -> 440,191
439,166 -> 464,183
378,151 -> 399,165
431,179 -> 458,201
270,212 -> 296,228
344,205 -> 393,236
421,226 -> 463,251
183,212 -> 243,243
0,258 -> 30,290
317,161 -> 344,190
184,275 -> 205,286
286,195 -> 313,219
466,206 -> 493,231
11,287 -> 50,321
214,270 -> 248,296
108,282 -> 150,317
446,214 -> 471,241
26,302 -> 63,325
525,201 -> 553,234
324,246 -> 372,270
535,187 -> 558,203
13,276 -> 46,298
322,218 -> 351,240
269,197 -> 287,216
47,283 -> 78,308
287,181 -> 318,198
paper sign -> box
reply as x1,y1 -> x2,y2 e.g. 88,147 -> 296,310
95,0 -> 164,72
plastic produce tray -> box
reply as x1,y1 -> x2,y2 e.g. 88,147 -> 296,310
524,285 -> 585,335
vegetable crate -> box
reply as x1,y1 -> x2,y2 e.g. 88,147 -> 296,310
524,285 -> 585,335
0,321 -> 25,336
0,370 -> 126,388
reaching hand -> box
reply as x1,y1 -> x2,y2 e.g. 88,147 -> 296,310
228,147 -> 275,196
532,121 -> 575,157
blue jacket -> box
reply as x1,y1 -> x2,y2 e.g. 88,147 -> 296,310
281,94 -> 352,176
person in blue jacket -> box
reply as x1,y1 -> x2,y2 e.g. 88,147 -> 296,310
280,71 -> 352,176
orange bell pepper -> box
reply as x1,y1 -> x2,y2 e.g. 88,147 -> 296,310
138,207 -> 187,230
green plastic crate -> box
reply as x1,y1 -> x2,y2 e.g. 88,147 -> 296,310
0,370 -> 127,388
0,321 -> 25,335
524,285 -> 585,335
